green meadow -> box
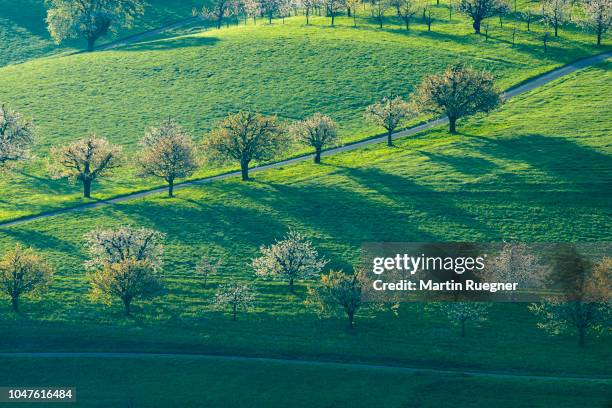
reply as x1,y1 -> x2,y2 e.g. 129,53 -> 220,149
1,2 -> 611,406
0,356 -> 609,407
0,62 -> 610,385
0,3 -> 609,222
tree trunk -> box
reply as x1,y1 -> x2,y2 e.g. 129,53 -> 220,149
348,310 -> 355,329
241,160 -> 249,181
331,14 -> 335,26
473,19 -> 481,34
123,298 -> 131,316
387,129 -> 393,146
168,178 -> 174,197
405,18 -> 410,30
554,24 -> 558,37
449,117 -> 457,133
83,178 -> 92,198
232,303 -> 237,321
597,29 -> 601,46
314,147 -> 322,164
87,37 -> 95,52
11,296 -> 18,312
269,13 -> 273,24
289,278 -> 294,293
306,11 -> 310,24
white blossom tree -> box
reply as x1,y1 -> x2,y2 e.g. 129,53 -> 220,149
89,258 -> 163,316
49,134 -> 122,198
583,0 -> 611,45
347,0 -> 361,25
542,0 -> 567,36
0,245 -> 53,312
242,0 -> 262,24
291,113 -> 339,164
481,243 -> 546,299
213,280 -> 255,320
261,0 -> 285,23
137,118 -> 199,197
252,230 -> 328,293
398,0 -> 419,29
371,0 -> 389,27
306,269 -> 365,328
84,226 -> 165,315
322,0 -> 347,25
436,302 -> 491,337
529,256 -> 611,347
196,256 -> 223,288
0,105 -> 35,170
365,96 -> 415,146
197,0 -> 237,29
84,226 -> 165,271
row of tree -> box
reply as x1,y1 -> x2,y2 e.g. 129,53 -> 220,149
198,0 -> 610,45
0,229 -> 609,346
43,0 -> 609,52
1,64 -> 501,198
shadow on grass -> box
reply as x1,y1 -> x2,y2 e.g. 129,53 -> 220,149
121,36 -> 220,52
16,171 -> 77,195
0,228 -> 79,253
420,151 -> 498,176
472,134 -> 612,188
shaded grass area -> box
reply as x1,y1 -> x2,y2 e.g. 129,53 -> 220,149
2,356 -> 609,408
0,0 -> 203,67
0,63 -> 610,378
0,5 -> 609,221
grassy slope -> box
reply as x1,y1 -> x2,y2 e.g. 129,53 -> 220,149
0,357 -> 609,408
0,0 -> 202,67
0,63 -> 610,379
0,8 -> 608,222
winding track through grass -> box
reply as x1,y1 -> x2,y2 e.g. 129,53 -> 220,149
0,50 -> 609,229
0,352 -> 610,382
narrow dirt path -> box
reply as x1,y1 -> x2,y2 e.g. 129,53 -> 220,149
0,352 -> 609,382
0,51 -> 609,229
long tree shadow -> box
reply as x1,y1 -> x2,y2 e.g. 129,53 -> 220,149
419,151 -> 498,176
471,134 -> 612,189
120,36 -> 220,52
329,166 -> 500,238
0,228 -> 79,253
16,172 -> 77,195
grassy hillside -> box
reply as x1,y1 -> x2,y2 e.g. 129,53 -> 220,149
0,356 -> 609,407
0,9 -> 608,222
0,62 -> 609,380
0,0 -> 202,67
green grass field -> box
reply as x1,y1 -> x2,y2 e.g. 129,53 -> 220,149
0,3 -> 608,222
0,0 -> 202,67
1,4 -> 611,406
0,356 -> 609,407
0,61 -> 609,383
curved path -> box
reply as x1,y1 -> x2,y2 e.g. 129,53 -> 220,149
0,352 -> 609,382
0,51 -> 610,229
